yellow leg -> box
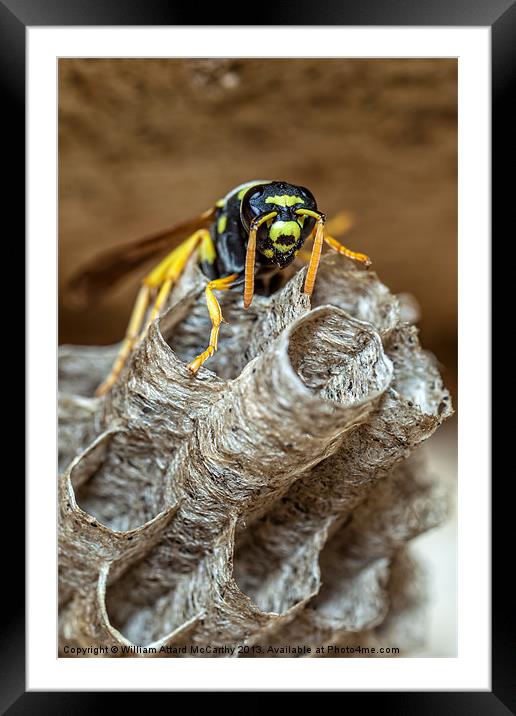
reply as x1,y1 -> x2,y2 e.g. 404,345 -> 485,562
96,229 -> 213,396
324,235 -> 371,267
187,273 -> 239,374
143,229 -> 212,327
95,285 -> 151,396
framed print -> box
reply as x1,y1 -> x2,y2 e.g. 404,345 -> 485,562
7,0 -> 509,708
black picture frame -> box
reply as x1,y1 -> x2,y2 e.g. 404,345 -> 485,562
6,0 -> 508,709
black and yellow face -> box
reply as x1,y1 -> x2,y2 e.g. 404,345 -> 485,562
240,181 -> 319,268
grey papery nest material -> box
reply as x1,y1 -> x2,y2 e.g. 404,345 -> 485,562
59,254 -> 452,657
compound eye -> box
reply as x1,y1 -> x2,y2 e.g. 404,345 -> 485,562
240,184 -> 269,232
296,184 -> 317,210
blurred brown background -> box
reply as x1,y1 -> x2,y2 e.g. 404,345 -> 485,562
59,58 -> 457,397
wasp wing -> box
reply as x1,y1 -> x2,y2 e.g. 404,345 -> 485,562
67,207 -> 216,306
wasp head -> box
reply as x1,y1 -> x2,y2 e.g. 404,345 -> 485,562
240,181 -> 319,268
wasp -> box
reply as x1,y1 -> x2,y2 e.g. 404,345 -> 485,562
70,180 -> 371,395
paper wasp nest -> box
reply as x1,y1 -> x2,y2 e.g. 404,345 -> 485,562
59,254 -> 452,657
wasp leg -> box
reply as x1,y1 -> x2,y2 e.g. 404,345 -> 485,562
188,273 -> 239,375
95,229 -> 213,396
95,285 -> 151,396
324,235 -> 371,267
143,229 -> 214,328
